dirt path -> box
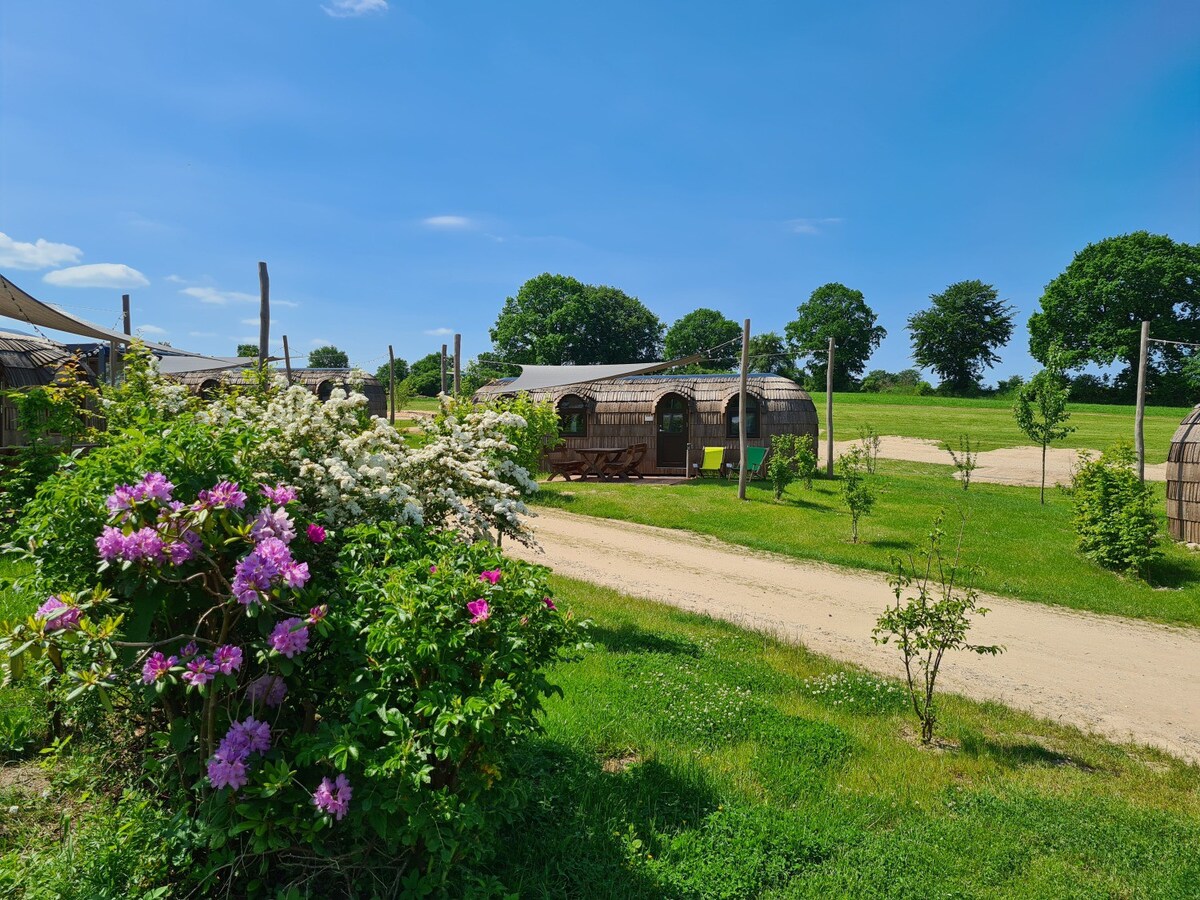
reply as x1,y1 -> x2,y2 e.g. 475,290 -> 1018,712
822,436 -> 1168,487
510,509 -> 1200,763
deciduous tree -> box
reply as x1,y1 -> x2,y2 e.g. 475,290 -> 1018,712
308,345 -> 349,369
1013,348 -> 1075,504
490,273 -> 663,364
785,283 -> 885,390
663,308 -> 742,371
908,280 -> 1013,394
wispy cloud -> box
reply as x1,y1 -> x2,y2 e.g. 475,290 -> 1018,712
785,217 -> 843,236
424,327 -> 454,336
181,286 -> 257,305
0,232 -> 83,270
240,318 -> 262,327
421,215 -> 475,230
137,324 -> 167,336
165,274 -> 187,284
44,263 -> 149,289
309,338 -> 333,346
189,331 -> 217,338
323,0 -> 387,18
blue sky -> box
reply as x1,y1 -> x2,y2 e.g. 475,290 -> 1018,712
1,0 -> 1197,379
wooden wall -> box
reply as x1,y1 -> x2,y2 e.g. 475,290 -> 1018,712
1167,406 -> 1200,542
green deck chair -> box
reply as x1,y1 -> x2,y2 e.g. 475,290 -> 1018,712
695,446 -> 726,477
727,445 -> 768,479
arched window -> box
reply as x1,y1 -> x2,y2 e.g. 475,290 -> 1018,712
198,379 -> 221,399
557,394 -> 588,437
317,380 -> 336,402
726,395 -> 760,438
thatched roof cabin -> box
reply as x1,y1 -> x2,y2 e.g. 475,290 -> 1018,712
1167,405 -> 1200,542
0,331 -> 95,447
173,368 -> 388,419
474,373 -> 818,477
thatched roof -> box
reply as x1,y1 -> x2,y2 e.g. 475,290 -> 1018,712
476,373 -> 814,411
1166,405 -> 1200,542
0,330 -> 91,388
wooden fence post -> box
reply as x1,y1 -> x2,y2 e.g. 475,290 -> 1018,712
388,344 -> 396,424
1135,320 -> 1150,482
825,337 -> 835,477
258,262 -> 270,370
738,319 -> 750,501
282,334 -> 293,384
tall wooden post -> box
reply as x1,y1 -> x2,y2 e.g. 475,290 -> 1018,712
737,319 -> 751,501
440,344 -> 448,395
122,294 -> 131,335
453,333 -> 461,395
282,334 -> 294,384
387,344 -> 396,424
1135,320 -> 1150,482
825,337 -> 835,476
109,340 -> 117,387
257,262 -> 270,369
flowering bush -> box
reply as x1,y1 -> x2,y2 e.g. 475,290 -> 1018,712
0,473 -> 581,894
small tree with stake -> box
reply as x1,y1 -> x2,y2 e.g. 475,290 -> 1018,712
1013,347 -> 1074,504
873,511 -> 1003,744
837,446 -> 875,543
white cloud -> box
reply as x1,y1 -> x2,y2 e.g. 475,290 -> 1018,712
323,0 -> 387,18
0,232 -> 83,269
138,324 -> 167,336
189,331 -> 217,338
309,338 -> 333,346
240,318 -> 262,326
181,286 -> 258,305
424,327 -> 454,336
785,217 -> 843,236
273,299 -> 300,308
422,215 -> 474,230
44,263 -> 149,288
165,274 -> 187,284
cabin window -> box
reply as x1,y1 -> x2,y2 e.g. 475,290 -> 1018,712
726,395 -> 760,438
558,394 -> 588,437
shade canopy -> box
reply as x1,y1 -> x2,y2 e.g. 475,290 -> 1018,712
497,354 -> 706,392
155,355 -> 274,375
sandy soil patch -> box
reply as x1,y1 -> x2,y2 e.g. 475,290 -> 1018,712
511,509 -> 1200,763
821,436 -> 1168,488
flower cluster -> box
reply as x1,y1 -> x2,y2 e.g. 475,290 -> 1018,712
208,716 -> 271,792
232,535 -> 310,606
269,617 -> 310,658
35,596 -> 82,632
312,774 -> 353,820
106,472 -> 175,516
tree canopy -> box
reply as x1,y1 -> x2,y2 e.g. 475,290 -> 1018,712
784,283 -> 885,390
1028,232 -> 1200,399
407,352 -> 449,397
375,358 -> 409,389
490,273 -> 663,365
663,308 -> 742,372
308,345 -> 349,369
908,280 -> 1014,394
236,343 -> 258,358
748,331 -> 801,381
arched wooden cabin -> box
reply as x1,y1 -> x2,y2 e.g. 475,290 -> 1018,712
475,374 -> 819,477
1167,404 -> 1200,542
174,368 -> 388,419
0,331 -> 96,447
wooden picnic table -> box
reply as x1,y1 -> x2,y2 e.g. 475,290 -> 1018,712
574,447 -> 627,480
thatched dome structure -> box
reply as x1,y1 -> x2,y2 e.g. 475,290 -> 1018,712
1167,405 -> 1200,542
475,373 -> 818,477
173,368 -> 388,419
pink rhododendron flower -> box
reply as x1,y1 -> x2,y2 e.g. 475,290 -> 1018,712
245,674 -> 287,709
218,717 -> 271,761
207,754 -> 247,791
165,540 -> 194,566
196,481 -> 247,510
137,472 -> 175,503
312,774 -> 352,820
479,569 -> 501,585
96,526 -> 127,560
543,597 -> 556,611
251,507 -> 297,544
467,599 -> 490,624
306,523 -> 326,544
181,641 -> 198,659
125,527 -> 167,563
212,644 -> 243,675
283,561 -> 310,589
269,617 -> 309,658
105,483 -> 138,515
141,651 -> 177,684
182,657 -> 219,686
306,604 -> 328,625
35,596 -> 81,631
428,564 -> 437,574
260,483 -> 298,506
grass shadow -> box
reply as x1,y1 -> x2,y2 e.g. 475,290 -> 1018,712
589,622 -> 703,657
959,732 -> 1097,772
1143,554 -> 1200,591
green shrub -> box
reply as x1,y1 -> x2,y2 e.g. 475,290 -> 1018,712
836,447 -> 875,543
1071,444 -> 1160,575
766,434 -> 817,500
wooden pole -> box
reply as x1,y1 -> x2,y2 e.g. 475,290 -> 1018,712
825,336 -> 835,477
109,340 -> 117,387
738,319 -> 750,501
453,333 -> 461,396
387,344 -> 396,424
282,334 -> 293,384
440,344 -> 448,395
121,294 -> 131,335
1135,320 -> 1150,482
258,262 -> 270,370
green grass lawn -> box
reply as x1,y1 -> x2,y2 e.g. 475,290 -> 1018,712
809,392 -> 1192,461
397,396 -> 441,413
534,460 -> 1200,627
488,577 -> 1200,898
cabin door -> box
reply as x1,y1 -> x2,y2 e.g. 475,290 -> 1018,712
655,394 -> 689,468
